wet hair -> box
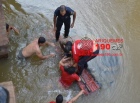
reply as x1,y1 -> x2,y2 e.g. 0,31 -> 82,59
6,23 -> 9,32
64,66 -> 76,75
56,94 -> 63,103
65,41 -> 72,53
60,5 -> 66,12
38,37 -> 46,44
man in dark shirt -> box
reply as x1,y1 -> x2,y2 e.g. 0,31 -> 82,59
53,5 -> 76,42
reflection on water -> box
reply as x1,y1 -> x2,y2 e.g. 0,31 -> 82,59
0,0 -> 140,103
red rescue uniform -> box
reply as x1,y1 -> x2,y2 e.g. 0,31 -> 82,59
72,40 -> 94,63
59,65 -> 80,88
49,101 -> 56,103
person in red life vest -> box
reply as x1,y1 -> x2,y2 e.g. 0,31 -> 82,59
49,90 -> 84,103
59,39 -> 99,75
59,56 -> 81,88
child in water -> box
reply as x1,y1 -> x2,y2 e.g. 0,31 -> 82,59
49,90 -> 84,103
6,23 -> 19,34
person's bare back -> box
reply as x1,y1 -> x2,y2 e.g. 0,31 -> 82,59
22,39 -> 39,57
18,37 -> 55,60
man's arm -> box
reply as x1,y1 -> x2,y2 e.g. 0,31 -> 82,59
73,12 -> 76,24
67,90 -> 84,103
45,41 -> 55,47
10,26 -> 19,34
36,48 -> 54,59
59,56 -> 71,67
71,11 -> 76,28
53,15 -> 57,31
53,8 -> 59,32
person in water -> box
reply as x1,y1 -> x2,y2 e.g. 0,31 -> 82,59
60,39 -> 99,75
18,37 -> 55,60
59,40 -> 73,58
6,23 -> 19,34
59,56 -> 81,88
53,5 -> 76,41
59,37 -> 73,57
49,90 -> 84,103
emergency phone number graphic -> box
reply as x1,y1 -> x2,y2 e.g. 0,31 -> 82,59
79,38 -> 123,56
95,38 -> 123,50
95,43 -> 123,50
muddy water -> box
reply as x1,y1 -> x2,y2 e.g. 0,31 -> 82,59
0,0 -> 140,103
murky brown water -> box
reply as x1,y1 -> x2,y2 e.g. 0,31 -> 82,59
0,0 -> 140,103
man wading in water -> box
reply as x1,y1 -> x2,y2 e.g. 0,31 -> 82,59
18,37 -> 55,60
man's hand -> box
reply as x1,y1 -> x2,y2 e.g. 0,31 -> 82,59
46,41 -> 55,47
70,22 -> 74,28
80,90 -> 84,95
67,90 -> 84,103
50,53 -> 55,57
50,43 -> 55,47
62,56 -> 71,62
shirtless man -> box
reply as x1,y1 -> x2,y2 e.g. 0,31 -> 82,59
18,37 -> 55,60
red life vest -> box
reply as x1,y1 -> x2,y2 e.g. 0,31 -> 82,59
72,40 -> 94,63
49,101 -> 56,103
59,65 -> 80,88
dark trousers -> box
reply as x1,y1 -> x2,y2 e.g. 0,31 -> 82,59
77,49 -> 100,75
56,19 -> 71,41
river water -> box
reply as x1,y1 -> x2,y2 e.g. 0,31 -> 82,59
0,0 -> 140,103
